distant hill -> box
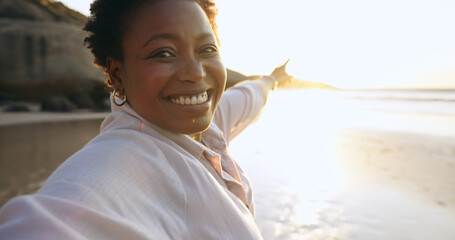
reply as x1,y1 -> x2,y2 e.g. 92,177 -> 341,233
282,77 -> 337,89
226,69 -> 249,88
246,74 -> 337,90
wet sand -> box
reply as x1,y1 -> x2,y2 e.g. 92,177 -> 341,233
0,112 -> 107,206
230,90 -> 455,240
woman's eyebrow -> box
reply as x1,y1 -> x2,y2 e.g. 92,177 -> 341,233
197,32 -> 215,42
142,33 -> 177,48
142,32 -> 215,48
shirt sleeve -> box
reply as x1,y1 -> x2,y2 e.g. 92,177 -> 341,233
213,79 -> 271,142
0,195 -> 152,240
0,138 -> 189,240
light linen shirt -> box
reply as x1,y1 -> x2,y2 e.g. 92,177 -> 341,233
0,80 -> 270,240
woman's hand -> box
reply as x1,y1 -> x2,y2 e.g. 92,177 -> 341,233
270,59 -> 293,88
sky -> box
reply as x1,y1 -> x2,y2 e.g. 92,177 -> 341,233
60,0 -> 455,89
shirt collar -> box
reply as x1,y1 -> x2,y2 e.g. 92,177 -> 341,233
108,94 -> 219,161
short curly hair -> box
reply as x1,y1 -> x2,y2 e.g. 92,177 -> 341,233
83,0 -> 219,90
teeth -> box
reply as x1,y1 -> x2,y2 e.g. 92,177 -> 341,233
197,95 -> 204,104
171,91 -> 209,105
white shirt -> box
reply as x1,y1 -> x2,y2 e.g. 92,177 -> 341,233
0,80 -> 272,240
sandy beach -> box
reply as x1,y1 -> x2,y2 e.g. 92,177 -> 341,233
230,89 -> 455,240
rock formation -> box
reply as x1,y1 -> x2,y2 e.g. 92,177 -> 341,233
0,0 -> 105,110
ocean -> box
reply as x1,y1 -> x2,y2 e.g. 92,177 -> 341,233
330,89 -> 455,115
265,89 -> 455,136
230,88 -> 455,240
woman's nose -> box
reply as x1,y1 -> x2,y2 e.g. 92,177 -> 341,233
177,56 -> 205,82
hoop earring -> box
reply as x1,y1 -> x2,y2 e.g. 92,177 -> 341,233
112,89 -> 127,106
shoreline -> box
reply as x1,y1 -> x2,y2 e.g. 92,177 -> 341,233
0,112 -> 108,126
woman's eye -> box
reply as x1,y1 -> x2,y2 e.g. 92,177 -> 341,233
150,49 -> 175,59
200,45 -> 218,55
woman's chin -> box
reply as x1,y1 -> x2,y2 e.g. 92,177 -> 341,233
161,117 -> 212,136
179,123 -> 211,136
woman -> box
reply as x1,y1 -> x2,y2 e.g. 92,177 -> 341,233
0,0 -> 291,239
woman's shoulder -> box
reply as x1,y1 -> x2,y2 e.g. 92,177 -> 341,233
39,129 -> 183,203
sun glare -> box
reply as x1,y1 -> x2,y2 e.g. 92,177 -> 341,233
59,0 -> 455,89
217,0 -> 455,89
230,90 -> 350,226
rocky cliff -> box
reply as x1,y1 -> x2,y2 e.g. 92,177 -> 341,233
0,0 -> 105,109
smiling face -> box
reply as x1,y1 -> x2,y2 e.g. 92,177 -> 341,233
109,0 -> 226,135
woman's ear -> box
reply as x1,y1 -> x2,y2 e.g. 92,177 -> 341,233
106,57 -> 125,91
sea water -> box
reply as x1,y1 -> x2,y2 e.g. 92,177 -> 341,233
271,89 -> 455,136
230,88 -> 455,240
332,88 -> 455,115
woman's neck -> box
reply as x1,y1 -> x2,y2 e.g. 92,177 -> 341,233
189,133 -> 202,142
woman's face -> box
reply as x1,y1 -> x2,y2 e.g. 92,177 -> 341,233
112,0 -> 226,135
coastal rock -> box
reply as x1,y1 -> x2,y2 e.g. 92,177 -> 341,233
0,0 -> 105,105
0,0 -> 86,24
4,103 -> 30,112
68,92 -> 95,109
41,95 -> 76,112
